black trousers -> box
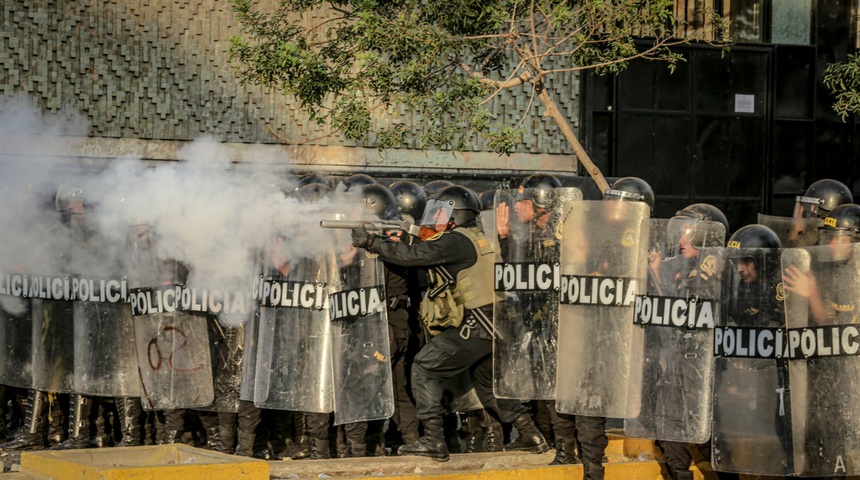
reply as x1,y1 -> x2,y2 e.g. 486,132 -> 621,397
389,321 -> 419,437
546,401 -> 607,465
411,321 -> 527,424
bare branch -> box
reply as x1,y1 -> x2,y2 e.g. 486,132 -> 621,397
459,59 -> 532,89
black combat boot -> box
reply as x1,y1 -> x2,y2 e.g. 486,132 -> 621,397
114,397 -> 142,447
336,425 -> 348,458
51,395 -> 92,450
549,437 -> 581,465
462,412 -> 480,453
480,409 -> 502,452
46,399 -> 65,447
583,459 -> 605,480
91,401 -> 111,448
159,409 -> 185,445
504,413 -> 550,454
218,412 -> 237,454
443,413 -> 461,453
307,437 -> 331,460
235,431 -> 255,457
484,427 -> 499,452
397,418 -> 449,462
347,440 -> 367,458
0,390 -> 48,450
277,412 -> 309,459
401,432 -> 419,448
669,468 -> 694,480
204,424 -> 221,451
160,429 -> 180,445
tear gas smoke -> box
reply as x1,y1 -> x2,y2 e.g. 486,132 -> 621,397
0,95 -> 367,327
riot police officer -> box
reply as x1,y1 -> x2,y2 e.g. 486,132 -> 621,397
725,225 -> 783,326
713,224 -> 792,476
784,203 -> 860,477
422,180 -> 453,199
793,179 -> 853,221
339,173 -> 377,192
649,202 -> 736,480
352,185 -> 549,462
341,183 -> 421,456
495,173 -> 564,457
294,172 -> 333,191
389,180 -> 427,225
558,176 -> 655,479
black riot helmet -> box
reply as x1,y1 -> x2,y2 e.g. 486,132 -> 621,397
794,179 -> 854,219
294,172 -> 332,190
604,177 -> 655,211
669,203 -> 729,250
727,224 -> 782,283
819,203 -> 860,243
389,180 -> 427,222
519,173 -> 562,209
674,203 -> 730,234
423,180 -> 454,199
360,184 -> 400,221
341,173 -> 377,192
55,184 -> 85,215
423,185 -> 481,230
294,183 -> 332,202
479,190 -> 496,211
727,224 -> 781,251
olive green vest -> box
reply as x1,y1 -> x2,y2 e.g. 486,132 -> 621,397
451,226 -> 495,310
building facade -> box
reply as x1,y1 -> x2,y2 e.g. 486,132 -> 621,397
1,1 -> 858,229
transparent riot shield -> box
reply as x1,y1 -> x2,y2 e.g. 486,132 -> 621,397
783,244 -> 860,477
492,187 -> 582,400
127,225 -> 213,410
0,295 -> 33,389
31,297 -> 75,393
254,236 -> 333,413
239,307 -> 259,403
757,213 -> 819,248
556,200 -> 649,418
329,228 -> 394,425
133,307 -> 213,410
75,302 -> 141,397
710,247 -> 793,476
205,318 -> 243,413
478,208 -> 497,251
625,219 -> 725,444
240,260 -> 264,402
71,220 -> 141,398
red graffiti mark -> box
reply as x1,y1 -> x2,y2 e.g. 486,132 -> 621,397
163,325 -> 204,373
147,338 -> 163,371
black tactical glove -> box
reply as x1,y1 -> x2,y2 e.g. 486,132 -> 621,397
351,226 -> 374,249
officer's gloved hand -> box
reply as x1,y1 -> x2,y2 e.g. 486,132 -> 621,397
352,226 -> 374,249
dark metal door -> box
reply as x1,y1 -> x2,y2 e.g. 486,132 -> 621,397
583,45 -> 772,229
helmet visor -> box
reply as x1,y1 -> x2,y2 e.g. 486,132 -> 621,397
818,228 -> 857,244
667,215 -> 725,251
604,188 -> 644,203
420,199 -> 454,230
56,185 -> 84,213
793,195 -> 826,219
666,217 -> 700,254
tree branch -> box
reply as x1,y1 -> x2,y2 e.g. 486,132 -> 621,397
458,61 -> 533,88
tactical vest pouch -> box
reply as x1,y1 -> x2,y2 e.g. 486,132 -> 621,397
420,269 -> 464,336
420,289 -> 463,336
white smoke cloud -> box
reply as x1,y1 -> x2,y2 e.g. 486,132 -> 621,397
0,95 -> 368,327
